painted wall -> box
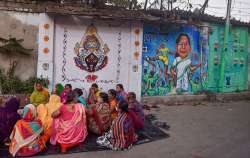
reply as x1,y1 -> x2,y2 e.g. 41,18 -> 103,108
248,34 -> 250,89
207,24 -> 249,92
37,14 -> 143,99
36,13 -> 249,98
0,11 -> 39,80
142,24 -> 208,96
141,23 -> 249,96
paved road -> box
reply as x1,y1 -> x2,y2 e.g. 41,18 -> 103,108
38,100 -> 250,158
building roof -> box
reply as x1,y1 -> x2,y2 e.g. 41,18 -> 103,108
0,1 -> 249,28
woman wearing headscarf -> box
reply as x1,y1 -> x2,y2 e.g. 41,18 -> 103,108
37,94 -> 62,138
9,104 -> 48,157
54,83 -> 64,96
0,97 -> 21,144
30,82 -> 49,107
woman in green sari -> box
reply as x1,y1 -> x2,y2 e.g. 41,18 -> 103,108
30,82 -> 49,107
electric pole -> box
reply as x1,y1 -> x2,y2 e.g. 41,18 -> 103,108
219,0 -> 232,92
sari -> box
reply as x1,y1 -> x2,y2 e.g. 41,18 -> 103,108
30,88 -> 49,107
37,95 -> 62,137
50,103 -> 88,145
116,91 -> 128,102
128,100 -> 145,129
78,96 -> 87,108
87,102 -> 111,135
97,112 -> 137,150
60,90 -> 71,103
109,99 -> 118,121
9,104 -> 46,157
0,97 -> 20,143
172,56 -> 192,91
87,90 -> 100,105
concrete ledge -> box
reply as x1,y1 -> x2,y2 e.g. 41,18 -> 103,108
142,91 -> 250,105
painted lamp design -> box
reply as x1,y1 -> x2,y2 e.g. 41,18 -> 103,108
74,24 -> 110,73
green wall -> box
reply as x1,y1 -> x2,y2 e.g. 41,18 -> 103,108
206,24 -> 248,92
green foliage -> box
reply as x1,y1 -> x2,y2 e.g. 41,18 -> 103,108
0,61 -> 49,95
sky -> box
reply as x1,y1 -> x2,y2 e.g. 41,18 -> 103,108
138,0 -> 250,22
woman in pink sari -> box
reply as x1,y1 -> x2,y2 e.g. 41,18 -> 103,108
50,91 -> 88,153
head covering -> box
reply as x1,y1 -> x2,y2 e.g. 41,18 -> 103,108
22,104 -> 38,121
55,83 -> 64,96
0,97 -> 20,143
29,88 -> 49,107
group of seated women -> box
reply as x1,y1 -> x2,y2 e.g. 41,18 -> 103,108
0,82 -> 145,157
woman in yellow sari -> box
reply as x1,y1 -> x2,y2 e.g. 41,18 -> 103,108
37,95 -> 62,137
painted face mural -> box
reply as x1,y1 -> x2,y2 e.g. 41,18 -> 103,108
142,25 -> 208,96
74,24 -> 110,73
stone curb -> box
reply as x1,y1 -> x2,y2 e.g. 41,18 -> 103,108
142,91 -> 250,105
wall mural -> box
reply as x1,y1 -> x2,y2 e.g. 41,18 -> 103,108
74,24 -> 110,82
55,19 -> 134,93
142,24 -> 208,96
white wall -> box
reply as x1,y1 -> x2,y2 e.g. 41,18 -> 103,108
37,14 -> 143,99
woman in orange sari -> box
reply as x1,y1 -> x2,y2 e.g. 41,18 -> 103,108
9,104 -> 48,157
87,92 -> 111,135
37,94 -> 62,138
50,91 -> 88,153
108,89 -> 118,121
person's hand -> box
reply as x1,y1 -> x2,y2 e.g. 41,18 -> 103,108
52,110 -> 60,118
